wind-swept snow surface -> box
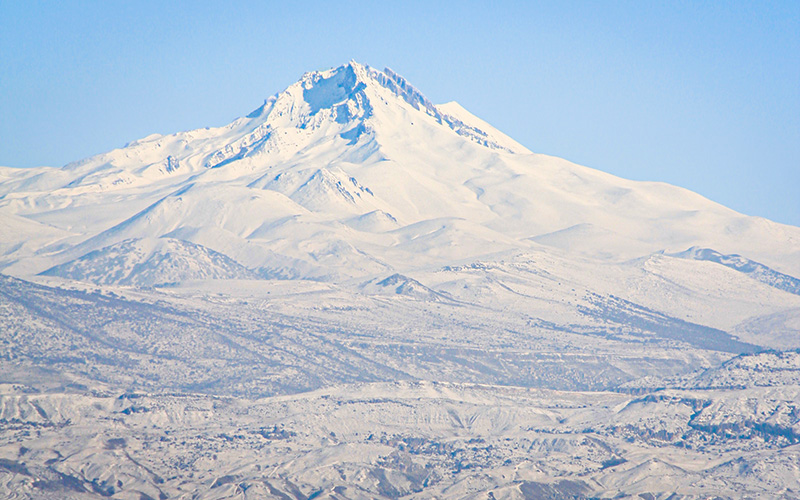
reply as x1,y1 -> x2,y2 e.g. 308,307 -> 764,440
1,61 -> 799,498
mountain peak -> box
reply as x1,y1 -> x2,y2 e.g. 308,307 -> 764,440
1,60 -> 799,291
46,61 -> 532,183
261,61 -> 531,154
294,60 -> 439,121
298,62 -> 371,117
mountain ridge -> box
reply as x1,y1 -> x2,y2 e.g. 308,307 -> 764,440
0,61 -> 798,281
2,61 -> 800,499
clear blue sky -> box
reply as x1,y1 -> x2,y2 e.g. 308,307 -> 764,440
1,1 -> 798,226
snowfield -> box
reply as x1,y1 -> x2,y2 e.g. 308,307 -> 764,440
1,61 -> 799,498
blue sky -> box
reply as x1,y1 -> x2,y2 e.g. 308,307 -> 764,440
1,1 -> 798,225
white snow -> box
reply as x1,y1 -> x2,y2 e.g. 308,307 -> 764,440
1,60 -> 799,498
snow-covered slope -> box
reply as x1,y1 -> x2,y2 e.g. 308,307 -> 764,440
40,237 -> 257,287
674,246 -> 800,296
2,380 -> 798,500
688,349 -> 800,388
1,60 -> 800,497
1,61 -> 798,283
0,60 -> 797,351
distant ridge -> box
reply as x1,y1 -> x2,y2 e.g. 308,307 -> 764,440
41,237 -> 257,287
674,247 -> 800,296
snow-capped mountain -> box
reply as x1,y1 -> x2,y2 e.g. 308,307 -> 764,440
1,61 -> 798,282
2,61 -> 800,499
